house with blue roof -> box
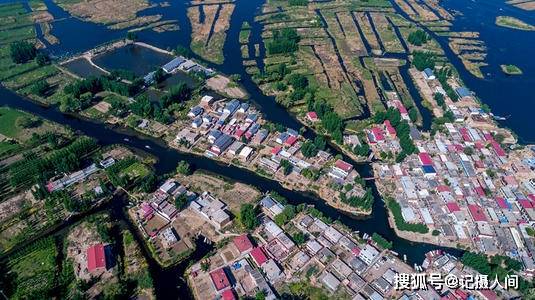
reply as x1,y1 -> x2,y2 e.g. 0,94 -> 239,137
455,87 -> 471,98
422,68 -> 435,80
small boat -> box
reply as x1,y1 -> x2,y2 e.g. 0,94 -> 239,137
145,145 -> 151,149
490,113 -> 509,121
123,138 -> 130,142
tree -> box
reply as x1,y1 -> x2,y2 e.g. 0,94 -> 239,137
126,31 -> 138,41
266,28 -> 300,55
175,45 -> 192,58
292,232 -> 308,245
289,0 -> 308,6
140,173 -> 158,193
31,81 -> 50,96
280,159 -> 293,175
300,140 -> 318,158
287,73 -> 308,90
230,74 -> 242,82
35,52 -> 50,66
175,193 -> 189,210
16,116 -> 40,128
433,92 -> 445,107
160,82 -> 191,108
314,135 -> 326,150
153,68 -> 166,84
408,107 -> 418,123
239,203 -> 259,230
412,51 -> 435,71
176,160 -> 191,175
10,41 -> 37,63
407,29 -> 429,46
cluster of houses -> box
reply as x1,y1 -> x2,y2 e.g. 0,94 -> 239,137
189,195 -> 424,300
176,96 -> 366,207
372,67 -> 535,274
416,250 -> 519,299
133,178 -> 234,258
176,96 -> 261,161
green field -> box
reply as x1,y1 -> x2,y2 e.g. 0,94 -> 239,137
6,237 -> 59,299
0,107 -> 28,138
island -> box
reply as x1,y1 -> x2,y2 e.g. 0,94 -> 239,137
496,16 -> 535,31
501,64 -> 523,75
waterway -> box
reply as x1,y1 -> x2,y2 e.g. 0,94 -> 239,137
392,0 -> 535,143
3,0 -> 532,297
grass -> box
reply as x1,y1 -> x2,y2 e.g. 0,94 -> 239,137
121,161 -> 150,179
0,107 -> 27,138
496,16 -> 535,31
7,237 -> 58,299
0,141 -> 22,158
500,64 -> 523,75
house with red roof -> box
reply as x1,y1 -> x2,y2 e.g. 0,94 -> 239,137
210,268 -> 231,291
393,100 -> 408,116
490,141 -> 506,157
495,197 -> 511,210
418,152 -> 433,166
221,289 -> 236,300
233,234 -> 253,253
446,202 -> 460,213
370,127 -> 385,143
383,120 -> 396,137
468,204 -> 487,222
334,159 -> 353,175
306,111 -> 318,122
250,247 -> 268,266
459,128 -> 472,142
271,146 -> 282,156
284,135 -> 297,147
87,243 -> 108,273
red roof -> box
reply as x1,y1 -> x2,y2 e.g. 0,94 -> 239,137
446,202 -> 460,213
285,136 -> 297,146
468,204 -> 487,222
418,152 -> 433,166
334,159 -> 353,173
394,100 -> 408,114
307,111 -> 318,121
529,194 -> 535,202
455,289 -> 469,300
519,199 -> 533,209
479,289 -> 498,300
483,133 -> 494,141
233,234 -> 253,253
459,128 -> 472,142
210,268 -> 230,291
383,120 -> 396,136
437,185 -> 450,193
496,197 -> 510,209
371,127 -> 385,141
271,146 -> 282,155
221,289 -> 236,300
490,141 -> 506,157
250,247 -> 268,266
474,186 -> 485,197
87,244 -> 106,272
351,247 -> 361,256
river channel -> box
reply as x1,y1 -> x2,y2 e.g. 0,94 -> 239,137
2,0 -> 530,298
